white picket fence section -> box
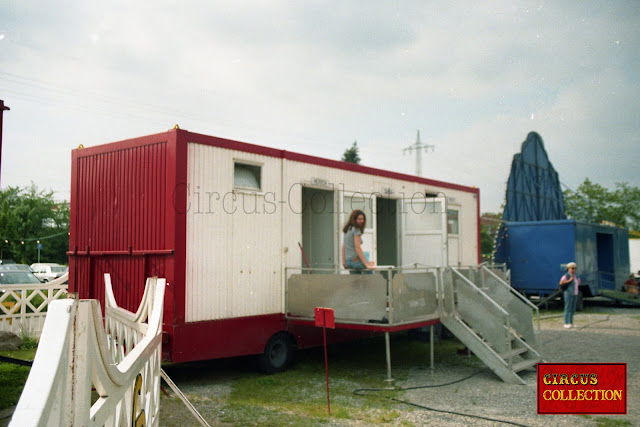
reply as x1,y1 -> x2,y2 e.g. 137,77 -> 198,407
10,274 -> 165,427
0,272 -> 69,338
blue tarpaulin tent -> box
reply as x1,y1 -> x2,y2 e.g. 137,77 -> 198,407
502,132 -> 566,222
495,132 -> 630,298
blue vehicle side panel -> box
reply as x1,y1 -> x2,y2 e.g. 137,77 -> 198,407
496,220 -> 629,297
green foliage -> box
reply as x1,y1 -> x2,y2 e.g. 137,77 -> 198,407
0,363 -> 31,410
19,332 -> 38,350
0,184 -> 69,264
563,179 -> 640,230
0,346 -> 37,411
480,228 -> 494,256
480,212 -> 502,260
341,141 -> 361,164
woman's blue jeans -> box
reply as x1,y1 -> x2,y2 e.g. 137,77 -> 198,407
563,290 -> 577,324
346,258 -> 373,275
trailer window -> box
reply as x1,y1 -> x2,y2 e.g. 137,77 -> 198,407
447,209 -> 459,234
234,162 -> 261,190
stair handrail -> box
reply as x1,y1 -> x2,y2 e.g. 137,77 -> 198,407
450,267 -> 513,368
451,267 -> 510,317
481,265 -> 540,331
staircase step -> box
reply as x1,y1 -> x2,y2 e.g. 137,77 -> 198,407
500,347 -> 528,360
511,358 -> 539,373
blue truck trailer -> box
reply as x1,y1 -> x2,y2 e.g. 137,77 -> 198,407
495,219 -> 630,302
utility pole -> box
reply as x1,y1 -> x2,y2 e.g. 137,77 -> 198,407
0,99 -> 9,188
403,130 -> 434,176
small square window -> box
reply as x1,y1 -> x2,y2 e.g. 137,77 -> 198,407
234,162 -> 261,190
447,209 -> 459,234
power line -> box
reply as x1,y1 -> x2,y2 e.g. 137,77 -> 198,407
402,130 -> 434,176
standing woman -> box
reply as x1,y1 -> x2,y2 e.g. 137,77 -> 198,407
559,262 -> 581,328
341,209 -> 375,274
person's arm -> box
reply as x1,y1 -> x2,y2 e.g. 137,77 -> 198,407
354,234 -> 374,269
559,274 -> 573,286
341,244 -> 346,269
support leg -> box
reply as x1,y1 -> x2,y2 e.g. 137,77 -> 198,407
384,331 -> 393,382
430,325 -> 434,371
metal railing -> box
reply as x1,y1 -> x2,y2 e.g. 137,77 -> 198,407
285,266 -> 440,326
446,267 -> 514,367
598,270 -> 616,290
480,265 -> 540,335
10,274 -> 165,427
0,272 -> 68,338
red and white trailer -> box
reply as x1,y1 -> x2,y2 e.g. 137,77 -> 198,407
69,129 -> 480,371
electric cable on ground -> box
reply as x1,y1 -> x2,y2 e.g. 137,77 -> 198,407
353,369 -> 531,427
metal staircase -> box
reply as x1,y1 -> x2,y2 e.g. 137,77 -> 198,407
440,266 -> 543,384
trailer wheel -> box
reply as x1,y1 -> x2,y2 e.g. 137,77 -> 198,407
258,332 -> 294,374
576,290 -> 584,312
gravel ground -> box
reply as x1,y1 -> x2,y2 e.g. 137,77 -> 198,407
159,307 -> 640,426
396,309 -> 640,426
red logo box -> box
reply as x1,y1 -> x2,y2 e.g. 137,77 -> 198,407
537,363 -> 627,414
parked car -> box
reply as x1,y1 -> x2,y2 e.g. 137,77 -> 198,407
0,269 -> 42,285
0,266 -> 42,297
2,264 -> 34,272
29,263 -> 68,282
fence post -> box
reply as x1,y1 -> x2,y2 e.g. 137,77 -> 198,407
71,301 -> 92,425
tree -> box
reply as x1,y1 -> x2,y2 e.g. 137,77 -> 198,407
0,184 -> 69,265
480,212 -> 502,260
341,141 -> 361,164
563,179 -> 640,230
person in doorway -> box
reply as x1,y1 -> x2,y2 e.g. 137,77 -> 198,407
341,210 -> 375,274
558,262 -> 581,328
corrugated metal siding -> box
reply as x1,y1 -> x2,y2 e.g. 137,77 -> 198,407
185,143 -> 283,322
70,141 -> 169,313
74,142 -> 167,252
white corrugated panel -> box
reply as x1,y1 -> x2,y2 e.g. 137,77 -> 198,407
186,143 -> 283,322
281,161 -> 479,267
186,145 -> 480,323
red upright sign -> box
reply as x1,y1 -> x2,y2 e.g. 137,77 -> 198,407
314,307 -> 335,415
537,363 -> 627,414
314,307 -> 335,329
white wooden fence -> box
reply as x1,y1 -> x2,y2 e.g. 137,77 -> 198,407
10,274 -> 165,427
0,272 -> 69,338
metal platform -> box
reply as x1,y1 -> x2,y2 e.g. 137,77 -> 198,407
285,265 -> 542,384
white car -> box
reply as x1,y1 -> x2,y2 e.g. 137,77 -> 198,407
29,263 -> 68,282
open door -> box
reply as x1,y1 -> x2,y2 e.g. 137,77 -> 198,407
339,191 -> 376,267
301,187 -> 336,272
400,196 -> 447,267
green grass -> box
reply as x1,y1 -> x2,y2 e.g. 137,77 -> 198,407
593,417 -> 632,427
0,345 -> 37,411
173,333 -> 480,426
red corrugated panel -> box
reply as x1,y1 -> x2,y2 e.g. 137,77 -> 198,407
73,142 -> 167,251
69,134 -> 177,314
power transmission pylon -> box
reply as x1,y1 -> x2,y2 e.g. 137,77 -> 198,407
403,130 -> 434,176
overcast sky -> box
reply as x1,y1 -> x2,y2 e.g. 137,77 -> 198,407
1,1 -> 639,212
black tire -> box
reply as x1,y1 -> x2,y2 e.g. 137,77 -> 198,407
258,332 -> 294,374
576,290 -> 584,312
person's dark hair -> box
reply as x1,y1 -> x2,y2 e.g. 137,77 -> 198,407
343,210 -> 366,234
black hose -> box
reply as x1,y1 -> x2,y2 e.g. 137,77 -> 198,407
0,355 -> 33,366
353,369 -> 531,427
